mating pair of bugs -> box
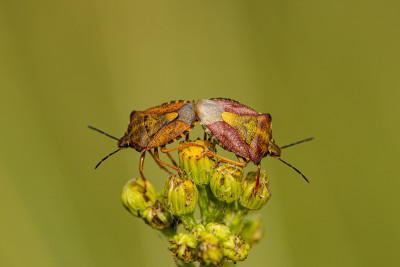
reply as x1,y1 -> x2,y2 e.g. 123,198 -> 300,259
89,98 -> 312,193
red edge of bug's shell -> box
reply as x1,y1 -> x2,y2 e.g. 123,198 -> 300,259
211,98 -> 259,116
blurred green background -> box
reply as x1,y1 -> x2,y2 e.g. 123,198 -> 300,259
1,0 -> 399,266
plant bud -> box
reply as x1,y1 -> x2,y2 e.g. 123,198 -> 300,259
170,233 -> 198,263
210,164 -> 244,203
141,200 -> 173,230
240,171 -> 271,210
164,175 -> 198,216
178,140 -> 216,185
197,232 -> 223,266
222,234 -> 250,262
121,178 -> 157,217
190,224 -> 206,239
205,223 -> 231,240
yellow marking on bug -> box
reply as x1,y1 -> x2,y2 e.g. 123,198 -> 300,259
145,112 -> 178,137
221,112 -> 258,145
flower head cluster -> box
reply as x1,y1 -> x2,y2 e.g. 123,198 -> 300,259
121,140 -> 272,266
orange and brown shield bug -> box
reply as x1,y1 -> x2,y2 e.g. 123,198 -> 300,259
196,98 -> 312,194
89,100 -> 201,188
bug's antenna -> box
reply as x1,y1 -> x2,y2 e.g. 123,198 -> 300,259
88,125 -> 119,141
95,149 -> 121,169
274,156 -> 310,183
280,137 -> 314,149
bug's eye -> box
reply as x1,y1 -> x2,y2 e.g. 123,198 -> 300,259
118,137 -> 130,148
118,141 -> 129,148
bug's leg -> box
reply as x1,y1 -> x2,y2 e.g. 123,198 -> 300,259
154,147 -> 182,176
165,151 -> 178,167
213,156 -> 247,169
147,150 -> 173,174
160,143 -> 206,153
186,132 -> 190,142
213,160 -> 223,169
203,132 -> 207,140
198,151 -> 248,167
254,164 -> 261,196
139,151 -> 147,192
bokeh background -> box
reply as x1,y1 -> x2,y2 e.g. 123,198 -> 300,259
1,1 -> 399,266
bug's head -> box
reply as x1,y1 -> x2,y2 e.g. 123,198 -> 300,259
118,133 -> 144,152
118,133 -> 131,149
267,139 -> 281,158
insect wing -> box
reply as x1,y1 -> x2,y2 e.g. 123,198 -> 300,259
144,112 -> 178,137
211,98 -> 259,116
220,112 -> 258,145
145,101 -> 197,148
196,99 -> 251,160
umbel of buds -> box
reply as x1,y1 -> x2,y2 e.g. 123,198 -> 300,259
121,141 -> 274,266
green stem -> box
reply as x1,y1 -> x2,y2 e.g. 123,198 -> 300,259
180,214 -> 197,231
197,185 -> 210,219
161,227 -> 177,238
206,201 -> 230,223
228,208 -> 249,235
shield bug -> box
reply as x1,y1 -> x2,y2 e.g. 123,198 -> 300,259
89,100 -> 203,188
196,98 -> 312,193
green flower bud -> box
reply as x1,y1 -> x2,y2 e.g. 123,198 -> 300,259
170,232 -> 198,263
240,171 -> 271,210
240,215 -> 263,246
121,178 -> 157,217
141,200 -> 173,230
210,164 -> 244,203
190,224 -> 206,239
164,176 -> 198,216
205,223 -> 231,240
222,235 -> 250,262
178,140 -> 216,185
197,232 -> 223,266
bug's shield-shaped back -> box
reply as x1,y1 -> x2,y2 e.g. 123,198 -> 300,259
221,112 -> 258,145
249,114 -> 272,164
144,101 -> 197,149
144,113 -> 178,137
221,112 -> 272,164
196,99 -> 250,160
